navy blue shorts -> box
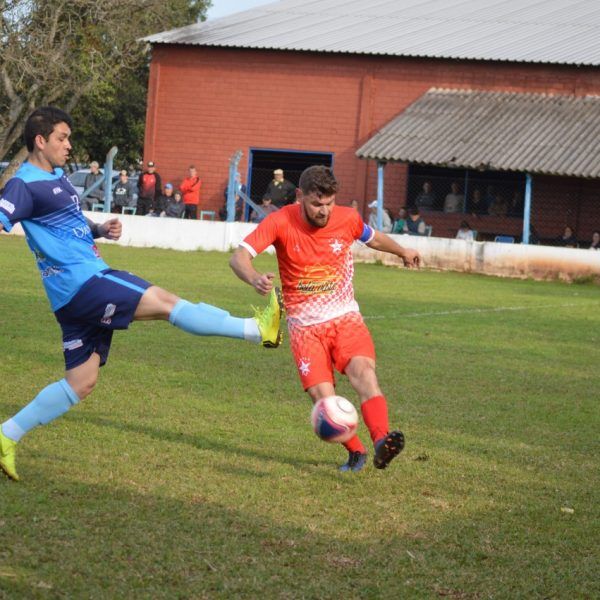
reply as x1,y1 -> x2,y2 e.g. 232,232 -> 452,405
55,269 -> 152,370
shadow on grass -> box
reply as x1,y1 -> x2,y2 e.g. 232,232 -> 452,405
69,412 -> 324,471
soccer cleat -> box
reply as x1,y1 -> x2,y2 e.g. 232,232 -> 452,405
373,430 -> 405,470
339,451 -> 367,473
254,287 -> 284,348
0,430 -> 19,481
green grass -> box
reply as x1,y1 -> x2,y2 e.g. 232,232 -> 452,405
0,235 -> 598,599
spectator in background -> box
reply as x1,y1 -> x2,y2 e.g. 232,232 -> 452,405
456,220 -> 475,241
414,181 -> 436,211
508,190 -> 524,216
220,172 -> 246,221
81,161 -> 104,210
150,182 -> 174,217
350,199 -> 360,212
444,181 -> 464,213
137,161 -> 162,216
367,201 -> 392,232
392,207 -> 408,234
468,188 -> 487,215
406,206 -> 427,236
484,185 -> 497,210
164,189 -> 186,219
112,170 -> 136,214
250,197 -> 278,223
557,226 -> 578,247
180,165 -> 202,219
488,193 -> 509,217
264,168 -> 296,208
589,230 -> 600,250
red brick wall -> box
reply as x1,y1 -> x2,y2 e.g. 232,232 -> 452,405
145,46 -> 600,227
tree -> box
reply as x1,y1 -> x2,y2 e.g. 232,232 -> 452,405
0,0 -> 208,181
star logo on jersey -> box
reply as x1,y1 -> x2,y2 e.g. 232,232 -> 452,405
329,239 -> 343,254
298,358 -> 311,376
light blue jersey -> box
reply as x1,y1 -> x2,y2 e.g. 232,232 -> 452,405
0,162 -> 109,311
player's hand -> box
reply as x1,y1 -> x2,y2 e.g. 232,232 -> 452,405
252,272 -> 275,295
99,217 -> 122,241
401,248 -> 420,268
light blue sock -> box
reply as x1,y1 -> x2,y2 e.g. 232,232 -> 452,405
169,300 -> 259,341
1,379 -> 80,442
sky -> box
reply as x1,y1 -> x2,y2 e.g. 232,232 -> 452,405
206,0 -> 276,21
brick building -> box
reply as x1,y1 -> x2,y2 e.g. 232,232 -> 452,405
143,0 -> 600,245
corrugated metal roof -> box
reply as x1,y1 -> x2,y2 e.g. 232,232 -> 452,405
144,0 -> 600,66
356,89 -> 600,178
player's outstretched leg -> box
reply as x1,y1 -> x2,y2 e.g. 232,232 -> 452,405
168,287 -> 284,348
361,394 -> 405,469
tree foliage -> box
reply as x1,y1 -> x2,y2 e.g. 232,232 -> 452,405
0,0 -> 208,175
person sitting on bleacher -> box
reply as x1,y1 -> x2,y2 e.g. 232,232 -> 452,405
456,220 -> 475,241
590,230 -> 600,250
392,207 -> 408,234
112,170 -> 137,214
164,189 -> 185,219
406,207 -> 427,236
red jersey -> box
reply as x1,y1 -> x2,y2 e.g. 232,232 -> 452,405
241,204 -> 374,326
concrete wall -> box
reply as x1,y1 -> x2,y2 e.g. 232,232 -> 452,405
8,214 -> 599,282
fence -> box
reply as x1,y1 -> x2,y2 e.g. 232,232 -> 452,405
389,167 -> 600,250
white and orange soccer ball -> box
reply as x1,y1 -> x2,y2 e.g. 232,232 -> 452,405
311,395 -> 358,443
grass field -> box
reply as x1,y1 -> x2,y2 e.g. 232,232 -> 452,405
0,235 -> 598,599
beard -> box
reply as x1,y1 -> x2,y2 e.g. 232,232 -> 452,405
302,203 -> 331,228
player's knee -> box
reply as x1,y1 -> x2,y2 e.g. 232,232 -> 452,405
68,370 -> 98,400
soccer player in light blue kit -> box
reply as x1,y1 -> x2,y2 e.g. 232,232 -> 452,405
0,106 -> 283,481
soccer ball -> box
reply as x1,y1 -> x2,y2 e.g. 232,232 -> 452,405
311,396 -> 358,443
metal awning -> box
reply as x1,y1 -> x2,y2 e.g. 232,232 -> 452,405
356,89 -> 600,179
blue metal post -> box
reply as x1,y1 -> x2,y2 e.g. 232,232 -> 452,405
522,173 -> 532,244
103,146 -> 118,213
376,162 -> 385,230
227,150 -> 242,222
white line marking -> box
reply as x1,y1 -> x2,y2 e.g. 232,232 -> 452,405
364,302 -> 598,320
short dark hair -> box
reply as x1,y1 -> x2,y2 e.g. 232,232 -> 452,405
298,165 -> 338,197
23,106 -> 73,152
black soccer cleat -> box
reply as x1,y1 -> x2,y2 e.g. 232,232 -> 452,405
373,430 -> 405,469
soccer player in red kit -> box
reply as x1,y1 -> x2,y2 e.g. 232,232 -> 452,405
230,165 -> 420,472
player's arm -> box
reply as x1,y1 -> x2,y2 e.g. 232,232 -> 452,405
85,216 -> 122,241
367,229 -> 420,268
229,246 -> 276,296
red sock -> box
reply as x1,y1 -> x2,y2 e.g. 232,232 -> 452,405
361,395 -> 389,443
343,435 -> 366,454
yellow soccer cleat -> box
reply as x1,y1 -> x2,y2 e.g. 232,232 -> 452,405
254,287 -> 284,348
0,429 -> 19,481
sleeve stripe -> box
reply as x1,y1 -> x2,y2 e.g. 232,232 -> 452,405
359,223 -> 375,244
239,240 -> 258,257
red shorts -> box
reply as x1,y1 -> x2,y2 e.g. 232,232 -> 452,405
288,312 -> 376,390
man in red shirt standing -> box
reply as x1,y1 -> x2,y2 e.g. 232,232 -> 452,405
180,165 -> 202,219
137,161 -> 162,216
230,165 -> 420,472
